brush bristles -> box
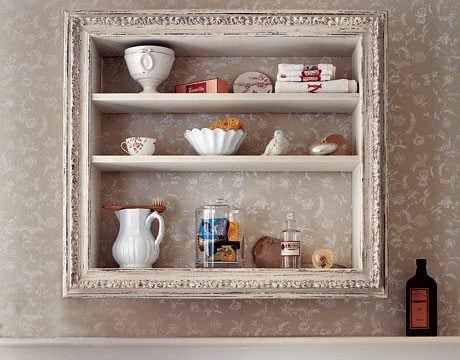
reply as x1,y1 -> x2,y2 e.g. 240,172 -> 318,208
151,197 -> 165,206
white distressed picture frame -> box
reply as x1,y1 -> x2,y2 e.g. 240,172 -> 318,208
63,10 -> 387,298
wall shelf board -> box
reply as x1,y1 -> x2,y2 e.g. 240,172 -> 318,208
92,93 -> 360,114
92,155 -> 360,172
2,337 -> 459,359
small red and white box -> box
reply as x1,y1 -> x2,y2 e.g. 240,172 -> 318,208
175,78 -> 228,93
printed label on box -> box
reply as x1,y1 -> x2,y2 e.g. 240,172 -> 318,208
186,82 -> 207,93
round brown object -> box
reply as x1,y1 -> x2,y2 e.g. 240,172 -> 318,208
322,134 -> 347,155
252,236 -> 282,268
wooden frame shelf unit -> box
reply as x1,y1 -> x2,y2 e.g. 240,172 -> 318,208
63,10 -> 387,299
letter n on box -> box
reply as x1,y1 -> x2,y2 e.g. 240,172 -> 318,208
175,78 -> 228,93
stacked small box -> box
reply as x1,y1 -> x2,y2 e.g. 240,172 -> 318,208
275,64 -> 357,93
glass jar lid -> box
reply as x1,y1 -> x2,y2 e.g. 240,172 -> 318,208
201,198 -> 229,209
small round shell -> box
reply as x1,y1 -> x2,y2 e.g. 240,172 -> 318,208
309,142 -> 339,155
312,248 -> 335,269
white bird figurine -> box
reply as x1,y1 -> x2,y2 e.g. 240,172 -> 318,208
262,130 -> 290,156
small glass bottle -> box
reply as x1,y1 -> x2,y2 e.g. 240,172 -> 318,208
280,212 -> 301,268
406,259 -> 437,336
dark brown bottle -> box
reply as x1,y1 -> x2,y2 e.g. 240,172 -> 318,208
406,259 -> 437,336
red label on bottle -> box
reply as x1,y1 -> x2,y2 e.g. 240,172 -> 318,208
410,288 -> 429,329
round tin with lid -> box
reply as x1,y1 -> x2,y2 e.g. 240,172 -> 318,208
233,71 -> 273,93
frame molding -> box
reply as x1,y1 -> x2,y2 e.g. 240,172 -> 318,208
63,10 -> 387,298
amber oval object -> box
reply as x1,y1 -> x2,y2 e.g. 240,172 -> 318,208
322,134 -> 347,155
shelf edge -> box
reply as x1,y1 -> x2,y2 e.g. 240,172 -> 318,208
91,155 -> 360,172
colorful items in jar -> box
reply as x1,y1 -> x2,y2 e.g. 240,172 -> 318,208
197,217 -> 229,239
215,246 -> 237,262
228,221 -> 240,241
197,218 -> 241,263
196,199 -> 244,267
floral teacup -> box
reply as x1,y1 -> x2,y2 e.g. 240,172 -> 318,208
121,137 -> 156,156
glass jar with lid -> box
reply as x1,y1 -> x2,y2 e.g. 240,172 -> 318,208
195,198 -> 244,268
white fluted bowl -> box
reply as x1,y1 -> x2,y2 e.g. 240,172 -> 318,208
184,128 -> 247,155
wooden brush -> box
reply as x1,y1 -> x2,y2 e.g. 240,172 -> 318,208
102,198 -> 166,213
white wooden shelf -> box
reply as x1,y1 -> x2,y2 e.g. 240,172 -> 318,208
2,337 -> 458,359
92,155 -> 360,172
92,93 -> 359,114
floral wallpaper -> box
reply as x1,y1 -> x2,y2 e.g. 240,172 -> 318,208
98,56 -> 353,269
0,0 -> 458,337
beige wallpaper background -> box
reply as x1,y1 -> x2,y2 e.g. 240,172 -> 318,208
98,55 -> 354,269
0,0 -> 459,337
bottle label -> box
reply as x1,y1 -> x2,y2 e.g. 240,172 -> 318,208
280,241 -> 300,256
410,288 -> 429,329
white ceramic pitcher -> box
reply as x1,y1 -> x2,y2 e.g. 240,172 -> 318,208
112,208 -> 165,268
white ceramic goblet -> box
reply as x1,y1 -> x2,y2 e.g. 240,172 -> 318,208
124,45 -> 175,93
